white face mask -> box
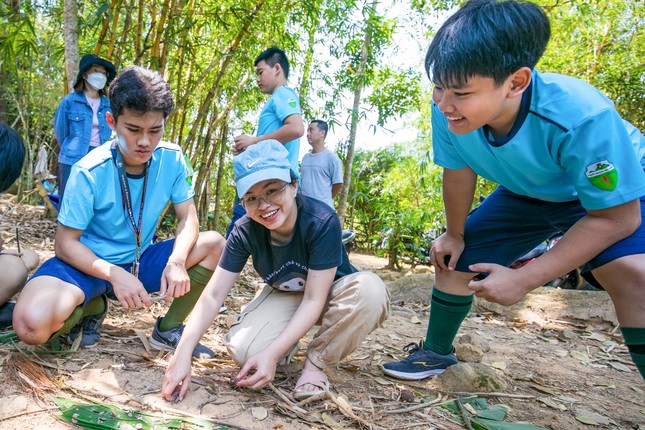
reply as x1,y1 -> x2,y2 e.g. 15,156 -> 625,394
86,72 -> 107,90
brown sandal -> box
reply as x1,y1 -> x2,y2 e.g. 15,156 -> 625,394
293,368 -> 330,400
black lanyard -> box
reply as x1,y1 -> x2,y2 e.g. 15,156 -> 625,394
112,147 -> 149,277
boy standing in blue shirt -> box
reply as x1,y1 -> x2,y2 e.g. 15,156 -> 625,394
227,47 -> 304,236
14,66 -> 225,357
382,0 -> 645,380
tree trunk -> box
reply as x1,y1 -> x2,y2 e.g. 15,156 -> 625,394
105,0 -> 124,60
337,9 -> 373,226
212,121 -> 230,232
63,0 -> 79,93
298,4 -> 320,116
135,0 -> 143,56
191,71 -> 250,219
112,0 -> 133,67
181,0 -> 266,151
94,0 -> 120,57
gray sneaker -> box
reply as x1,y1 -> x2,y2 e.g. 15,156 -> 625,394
67,295 -> 109,347
382,340 -> 458,380
149,317 -> 215,359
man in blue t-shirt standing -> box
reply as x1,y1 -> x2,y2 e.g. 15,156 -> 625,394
227,47 -> 304,237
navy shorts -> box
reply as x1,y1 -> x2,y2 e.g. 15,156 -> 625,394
30,239 -> 175,305
456,187 -> 645,285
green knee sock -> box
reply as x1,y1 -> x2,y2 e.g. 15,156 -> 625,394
159,265 -> 213,332
49,306 -> 84,340
621,327 -> 645,380
48,295 -> 105,340
49,296 -> 105,340
83,295 -> 106,317
424,287 -> 473,355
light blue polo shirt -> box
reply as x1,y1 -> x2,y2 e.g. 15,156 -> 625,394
58,140 -> 194,264
432,69 -> 645,210
257,85 -> 302,172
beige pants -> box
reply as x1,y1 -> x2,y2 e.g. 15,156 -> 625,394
223,271 -> 390,369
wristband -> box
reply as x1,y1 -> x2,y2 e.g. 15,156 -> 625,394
166,260 -> 185,268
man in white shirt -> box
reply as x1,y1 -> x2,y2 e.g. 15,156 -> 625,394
300,120 -> 343,210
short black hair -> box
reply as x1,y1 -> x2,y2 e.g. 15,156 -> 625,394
108,66 -> 175,121
310,120 -> 328,137
425,0 -> 550,88
255,47 -> 290,80
0,123 -> 26,192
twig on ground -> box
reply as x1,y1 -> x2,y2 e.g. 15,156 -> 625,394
456,399 -> 474,430
10,344 -> 65,370
268,383 -> 308,414
414,411 -> 462,429
436,390 -> 535,399
100,347 -> 150,359
328,391 -> 383,429
0,406 -> 59,422
295,391 -> 329,407
381,395 -> 443,414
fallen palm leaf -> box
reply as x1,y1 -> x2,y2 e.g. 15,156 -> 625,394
53,397 -> 231,429
438,397 -> 548,430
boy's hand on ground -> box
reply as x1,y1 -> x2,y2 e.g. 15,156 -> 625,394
160,264 -> 191,304
235,353 -> 278,390
232,135 -> 257,155
467,263 -> 533,306
111,267 -> 152,309
430,233 -> 464,272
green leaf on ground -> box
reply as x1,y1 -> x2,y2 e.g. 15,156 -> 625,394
53,397 -> 230,429
438,397 -> 548,430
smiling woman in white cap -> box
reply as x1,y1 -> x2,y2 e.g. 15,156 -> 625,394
54,53 -> 116,200
162,139 -> 390,401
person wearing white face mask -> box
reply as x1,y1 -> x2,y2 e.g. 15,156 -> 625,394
54,54 -> 116,200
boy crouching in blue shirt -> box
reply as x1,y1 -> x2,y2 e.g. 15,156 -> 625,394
14,66 -> 225,357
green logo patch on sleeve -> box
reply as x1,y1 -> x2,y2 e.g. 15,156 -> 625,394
288,98 -> 297,108
585,160 -> 618,191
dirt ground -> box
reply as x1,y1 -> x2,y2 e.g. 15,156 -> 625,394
0,197 -> 644,430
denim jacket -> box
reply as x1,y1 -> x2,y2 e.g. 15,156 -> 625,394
54,91 -> 112,165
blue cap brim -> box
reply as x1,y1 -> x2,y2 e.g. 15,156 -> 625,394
236,167 -> 291,198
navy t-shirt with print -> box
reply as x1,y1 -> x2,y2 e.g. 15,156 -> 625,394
219,195 -> 356,291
